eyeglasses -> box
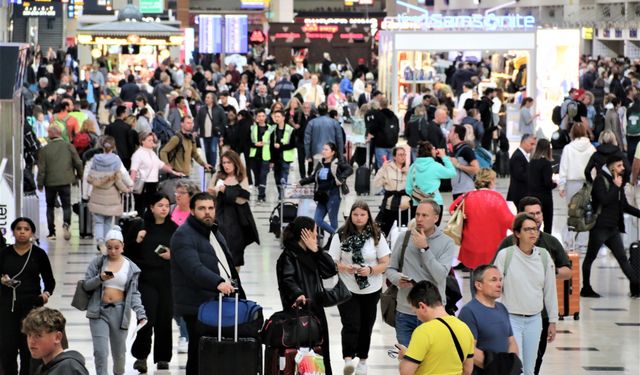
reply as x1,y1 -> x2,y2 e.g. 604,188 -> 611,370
174,191 -> 188,196
521,227 -> 539,233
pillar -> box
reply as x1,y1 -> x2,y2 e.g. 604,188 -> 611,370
271,0 -> 293,23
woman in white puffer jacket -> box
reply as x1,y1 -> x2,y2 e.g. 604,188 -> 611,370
558,123 -> 596,248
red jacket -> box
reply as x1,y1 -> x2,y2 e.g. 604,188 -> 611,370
449,189 -> 514,269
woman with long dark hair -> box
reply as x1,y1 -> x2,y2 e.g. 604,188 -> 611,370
328,201 -> 390,375
0,217 -> 55,375
207,150 -> 260,272
528,139 -> 557,234
276,216 -> 338,374
300,142 -> 353,235
128,193 -> 178,373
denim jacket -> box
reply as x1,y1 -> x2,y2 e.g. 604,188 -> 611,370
83,255 -> 146,329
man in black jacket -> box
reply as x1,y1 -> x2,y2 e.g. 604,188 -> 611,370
582,154 -> 640,298
104,105 -> 138,170
506,134 -> 536,208
170,192 -> 244,375
119,74 -> 140,104
195,92 -> 227,168
366,97 -> 399,169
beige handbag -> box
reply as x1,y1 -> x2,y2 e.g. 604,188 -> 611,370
444,194 -> 467,246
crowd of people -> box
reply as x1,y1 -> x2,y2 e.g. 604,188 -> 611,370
0,44 -> 639,375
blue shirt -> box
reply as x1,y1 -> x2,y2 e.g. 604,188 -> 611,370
458,298 -> 513,354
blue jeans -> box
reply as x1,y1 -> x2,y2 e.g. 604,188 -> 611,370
259,161 -> 271,200
174,315 -> 189,339
395,311 -> 421,347
375,147 -> 394,169
274,161 -> 291,196
510,313 -> 542,375
314,188 -> 341,234
202,136 -> 220,168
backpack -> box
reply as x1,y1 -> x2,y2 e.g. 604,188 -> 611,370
382,114 -> 400,145
73,133 -> 92,154
626,102 -> 640,136
160,133 -> 185,164
52,115 -> 72,142
551,105 -> 563,125
475,147 -> 493,168
152,115 -> 176,145
567,179 -> 610,233
593,109 -> 606,138
565,100 -> 578,122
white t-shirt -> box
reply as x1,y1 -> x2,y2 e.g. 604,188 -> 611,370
328,234 -> 391,295
130,148 -> 165,183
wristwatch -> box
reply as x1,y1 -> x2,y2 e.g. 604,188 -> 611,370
419,246 -> 429,254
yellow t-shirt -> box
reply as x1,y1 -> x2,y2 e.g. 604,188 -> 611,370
404,316 -> 475,375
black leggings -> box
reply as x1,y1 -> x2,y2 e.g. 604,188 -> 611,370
131,277 -> 173,363
337,290 -> 381,359
583,227 -> 639,290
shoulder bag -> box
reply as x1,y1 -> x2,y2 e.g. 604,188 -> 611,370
444,192 -> 468,246
380,231 -> 411,327
436,317 -> 464,363
410,167 -> 435,202
319,274 -> 352,307
71,280 -> 91,311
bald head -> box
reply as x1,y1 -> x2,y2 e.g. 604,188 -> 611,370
48,125 -> 62,139
434,108 -> 448,124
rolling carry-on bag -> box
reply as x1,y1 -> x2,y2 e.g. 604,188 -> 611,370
629,219 -> 640,296
355,144 -> 371,195
199,293 -> 261,375
77,187 -> 93,239
494,149 -> 510,178
557,232 -> 580,320
23,193 -> 40,237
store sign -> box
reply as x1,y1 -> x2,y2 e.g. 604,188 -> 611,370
249,29 -> 266,44
140,0 -> 163,14
19,2 -> 62,17
345,0 -> 373,5
241,0 -> 268,9
581,27 -> 593,40
77,34 -> 183,46
381,12 -> 536,31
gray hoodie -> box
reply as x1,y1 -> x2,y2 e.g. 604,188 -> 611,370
34,350 -> 89,375
385,224 -> 457,315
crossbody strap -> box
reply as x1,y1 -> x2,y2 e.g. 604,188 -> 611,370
398,231 -> 411,272
436,317 -> 464,363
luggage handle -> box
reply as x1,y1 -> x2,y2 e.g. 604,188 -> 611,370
217,290 -> 239,343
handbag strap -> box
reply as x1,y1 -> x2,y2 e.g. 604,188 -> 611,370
398,231 -> 411,272
436,317 -> 464,363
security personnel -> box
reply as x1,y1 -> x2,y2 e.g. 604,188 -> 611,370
265,110 -> 296,197
249,109 -> 271,202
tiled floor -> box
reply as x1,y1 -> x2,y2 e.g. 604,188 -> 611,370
34,168 -> 640,375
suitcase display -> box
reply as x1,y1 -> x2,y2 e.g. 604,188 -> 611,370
264,345 -> 322,375
494,150 -> 510,177
198,293 -> 261,375
557,252 -> 580,320
355,144 -> 371,195
23,193 -> 40,237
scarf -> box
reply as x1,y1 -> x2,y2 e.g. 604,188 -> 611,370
341,226 -> 373,290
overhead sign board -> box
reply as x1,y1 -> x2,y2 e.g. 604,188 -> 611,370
19,1 -> 62,17
381,12 -> 536,32
140,0 -> 163,14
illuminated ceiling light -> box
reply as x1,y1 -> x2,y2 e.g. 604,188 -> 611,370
90,48 -> 102,58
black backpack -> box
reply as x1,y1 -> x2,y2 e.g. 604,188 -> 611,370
382,114 -> 400,145
551,105 -> 563,125
152,115 -> 176,146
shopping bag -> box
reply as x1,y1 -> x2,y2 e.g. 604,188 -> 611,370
295,348 -> 325,375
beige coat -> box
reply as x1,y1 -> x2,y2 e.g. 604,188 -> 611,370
83,155 -> 133,216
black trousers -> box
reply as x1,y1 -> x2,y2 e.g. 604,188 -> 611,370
534,317 -> 550,375
131,276 -> 173,363
337,290 -> 381,359
45,184 -> 71,236
0,298 -> 39,375
583,226 -> 639,290
241,150 -> 253,185
183,314 -> 202,375
249,157 -> 268,200
296,143 -> 311,178
133,182 -> 159,217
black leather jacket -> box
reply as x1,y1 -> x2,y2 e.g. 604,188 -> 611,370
276,240 -> 337,311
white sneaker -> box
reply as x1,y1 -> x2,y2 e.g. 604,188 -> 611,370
178,337 -> 188,353
355,362 -> 367,375
344,359 -> 355,375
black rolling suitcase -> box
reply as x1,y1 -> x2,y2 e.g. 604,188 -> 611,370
494,149 -> 510,177
77,186 -> 93,239
199,293 -> 261,375
355,144 -> 371,195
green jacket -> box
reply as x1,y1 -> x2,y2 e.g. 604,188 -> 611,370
37,138 -> 83,188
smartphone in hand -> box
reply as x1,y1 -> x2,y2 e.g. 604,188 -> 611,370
155,245 -> 169,255
104,271 -> 114,277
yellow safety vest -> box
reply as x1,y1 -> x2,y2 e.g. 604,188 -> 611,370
249,123 -> 270,159
262,124 -> 295,162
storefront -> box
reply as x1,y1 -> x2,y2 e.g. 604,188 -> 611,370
76,13 -> 183,71
378,12 -> 580,140
268,22 -> 373,67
